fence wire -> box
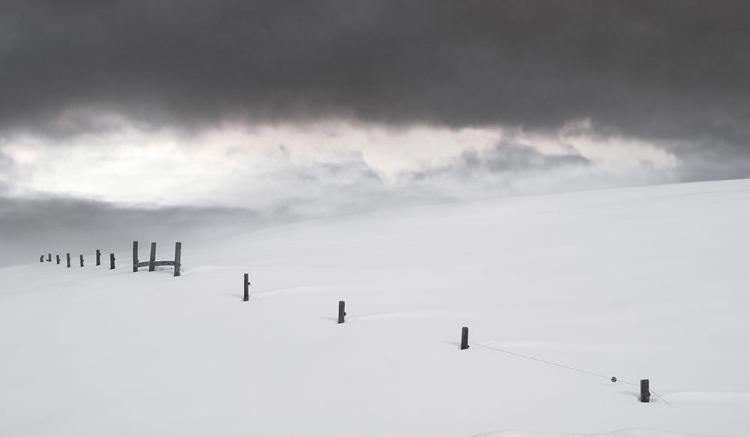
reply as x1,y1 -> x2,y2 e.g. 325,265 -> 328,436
469,341 -> 671,405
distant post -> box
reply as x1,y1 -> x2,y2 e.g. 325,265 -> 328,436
110,253 -> 116,270
173,242 -> 182,277
132,241 -> 138,272
96,249 -> 101,266
338,301 -> 346,324
148,242 -> 157,272
39,255 -> 44,263
56,255 -> 60,264
47,253 -> 51,262
79,255 -> 84,267
640,379 -> 650,403
461,327 -> 469,350
243,273 -> 250,302
66,253 -> 71,268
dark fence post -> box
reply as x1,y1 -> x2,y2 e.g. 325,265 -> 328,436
461,327 -> 469,350
110,253 -> 115,270
40,255 -> 44,263
173,242 -> 182,277
79,255 -> 84,267
96,249 -> 101,266
132,241 -> 138,272
338,301 -> 346,324
56,255 -> 60,264
640,379 -> 650,403
66,253 -> 71,268
148,242 -> 157,272
47,253 -> 51,262
243,273 -> 250,302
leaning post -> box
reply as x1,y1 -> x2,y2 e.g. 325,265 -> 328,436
173,242 -> 182,277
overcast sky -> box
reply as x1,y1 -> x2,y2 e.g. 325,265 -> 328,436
1,1 -> 749,264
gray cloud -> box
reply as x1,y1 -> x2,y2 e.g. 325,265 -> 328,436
1,0 -> 749,151
411,142 -> 590,182
0,152 -> 13,173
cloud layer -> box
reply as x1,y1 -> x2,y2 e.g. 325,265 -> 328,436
2,0 -> 749,147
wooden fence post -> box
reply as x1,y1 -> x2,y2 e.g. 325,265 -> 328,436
96,249 -> 101,266
148,242 -> 157,272
39,255 -> 44,263
132,241 -> 138,272
79,255 -> 84,267
338,301 -> 346,324
461,327 -> 469,350
640,379 -> 650,403
56,255 -> 60,264
243,273 -> 250,302
66,253 -> 71,268
173,242 -> 182,277
110,253 -> 115,270
47,253 -> 51,262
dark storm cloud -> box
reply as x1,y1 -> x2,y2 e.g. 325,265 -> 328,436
1,0 -> 749,147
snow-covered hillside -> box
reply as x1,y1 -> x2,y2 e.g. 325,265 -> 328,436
2,180 -> 749,437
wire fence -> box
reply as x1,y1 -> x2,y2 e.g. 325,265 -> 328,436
470,341 -> 671,405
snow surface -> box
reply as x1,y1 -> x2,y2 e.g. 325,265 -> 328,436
1,180 -> 749,437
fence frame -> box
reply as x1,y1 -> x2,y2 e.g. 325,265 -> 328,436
132,241 -> 182,277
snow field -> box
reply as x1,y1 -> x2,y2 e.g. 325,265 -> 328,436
2,180 -> 750,436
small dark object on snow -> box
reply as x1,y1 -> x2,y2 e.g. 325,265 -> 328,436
243,273 -> 250,302
640,379 -> 650,403
611,376 -> 617,383
461,327 -> 469,350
